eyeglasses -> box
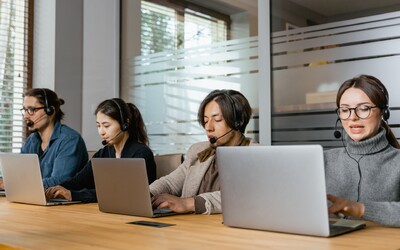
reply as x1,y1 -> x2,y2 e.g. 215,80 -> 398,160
20,107 -> 45,116
336,105 -> 379,120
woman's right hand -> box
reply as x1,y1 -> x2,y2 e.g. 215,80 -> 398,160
45,185 -> 72,201
327,194 -> 365,218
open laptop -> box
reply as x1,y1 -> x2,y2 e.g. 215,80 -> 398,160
0,153 -> 80,205
91,158 -> 176,217
216,145 -> 366,237
0,167 -> 5,196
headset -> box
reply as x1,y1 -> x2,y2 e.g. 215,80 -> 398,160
333,77 -> 390,204
334,79 -> 391,138
224,92 -> 241,131
42,88 -> 54,116
111,99 -> 129,131
376,83 -> 390,121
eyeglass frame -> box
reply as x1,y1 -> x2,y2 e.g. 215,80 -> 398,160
336,105 -> 382,120
20,106 -> 46,116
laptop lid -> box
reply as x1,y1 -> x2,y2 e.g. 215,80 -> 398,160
0,153 -> 79,206
92,158 -> 158,217
217,145 -> 364,237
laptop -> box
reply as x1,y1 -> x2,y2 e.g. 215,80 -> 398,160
0,153 -> 80,205
216,145 -> 366,237
91,158 -> 176,217
0,167 -> 5,196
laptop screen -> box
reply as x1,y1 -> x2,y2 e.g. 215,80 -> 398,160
217,145 -> 332,237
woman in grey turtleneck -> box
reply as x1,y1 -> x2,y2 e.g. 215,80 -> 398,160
325,74 -> 400,227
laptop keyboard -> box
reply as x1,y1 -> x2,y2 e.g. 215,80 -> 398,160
153,208 -> 177,217
47,198 -> 70,202
329,220 -> 366,236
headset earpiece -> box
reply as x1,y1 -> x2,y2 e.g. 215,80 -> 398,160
121,122 -> 129,131
111,99 -> 129,131
42,89 -> 54,116
333,118 -> 342,139
383,106 -> 390,121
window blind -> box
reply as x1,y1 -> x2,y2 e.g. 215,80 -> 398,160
141,1 -> 177,55
0,0 -> 31,152
141,0 -> 229,55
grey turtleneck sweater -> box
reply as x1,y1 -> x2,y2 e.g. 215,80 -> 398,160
324,128 -> 400,227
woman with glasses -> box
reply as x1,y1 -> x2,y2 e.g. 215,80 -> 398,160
0,88 -> 88,190
325,74 -> 400,227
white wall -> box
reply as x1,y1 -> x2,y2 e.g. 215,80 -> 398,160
54,0 -> 83,131
33,0 -> 120,151
258,0 -> 271,145
82,0 -> 120,150
33,0 -> 55,90
120,0 -> 141,101
33,0 -> 83,132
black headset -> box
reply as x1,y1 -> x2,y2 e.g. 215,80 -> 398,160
368,77 -> 390,121
334,81 -> 391,138
378,85 -> 390,121
42,89 -> 54,116
111,99 -> 129,131
224,92 -> 241,130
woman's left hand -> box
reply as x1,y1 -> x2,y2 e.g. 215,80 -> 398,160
327,194 -> 365,218
151,193 -> 195,213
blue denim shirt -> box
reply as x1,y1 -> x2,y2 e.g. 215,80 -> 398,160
21,121 -> 88,188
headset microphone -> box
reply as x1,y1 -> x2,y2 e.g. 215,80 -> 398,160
101,130 -> 123,146
26,113 -> 47,127
26,120 -> 34,127
333,118 -> 342,139
209,129 -> 233,144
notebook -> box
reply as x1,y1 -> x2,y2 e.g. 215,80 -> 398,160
216,145 -> 366,237
91,158 -> 176,217
0,153 -> 80,205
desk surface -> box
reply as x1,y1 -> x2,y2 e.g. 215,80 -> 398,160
0,197 -> 399,250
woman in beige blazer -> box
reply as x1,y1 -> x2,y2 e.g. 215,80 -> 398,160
151,89 -> 258,214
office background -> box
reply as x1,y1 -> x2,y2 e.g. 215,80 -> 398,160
12,0 -> 400,154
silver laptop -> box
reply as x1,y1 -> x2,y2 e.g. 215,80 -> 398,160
92,158 -> 176,217
216,145 -> 366,237
0,153 -> 80,205
0,166 -> 5,196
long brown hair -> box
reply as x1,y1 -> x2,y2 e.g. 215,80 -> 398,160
336,74 -> 400,148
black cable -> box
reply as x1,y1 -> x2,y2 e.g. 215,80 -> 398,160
340,131 -> 374,202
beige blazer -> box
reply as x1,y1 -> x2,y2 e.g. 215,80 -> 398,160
150,140 -> 258,214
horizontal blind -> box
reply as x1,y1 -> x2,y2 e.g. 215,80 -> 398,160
0,0 -> 30,152
141,1 -> 177,55
141,0 -> 228,55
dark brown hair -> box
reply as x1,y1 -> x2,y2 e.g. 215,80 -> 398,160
95,98 -> 148,145
23,88 -> 65,122
336,74 -> 399,148
197,89 -> 252,134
